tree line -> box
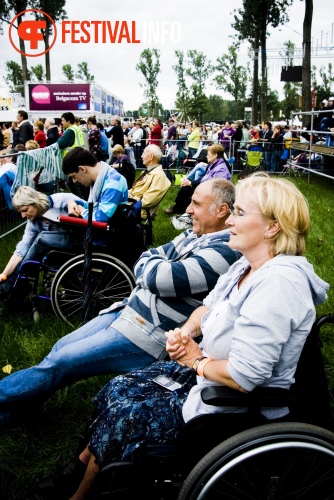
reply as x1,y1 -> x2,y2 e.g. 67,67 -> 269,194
134,46 -> 333,125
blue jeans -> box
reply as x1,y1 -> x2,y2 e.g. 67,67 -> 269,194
263,150 -> 272,171
1,231 -> 82,298
186,163 -> 207,182
0,310 -> 155,424
22,230 -> 81,263
270,150 -> 282,172
320,117 -> 334,131
188,147 -> 198,158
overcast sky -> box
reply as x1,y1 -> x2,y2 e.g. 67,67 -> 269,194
1,0 -> 333,111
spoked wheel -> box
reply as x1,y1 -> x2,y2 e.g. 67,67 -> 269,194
51,253 -> 135,326
178,422 -> 334,500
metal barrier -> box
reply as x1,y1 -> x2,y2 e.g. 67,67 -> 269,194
0,144 -> 65,238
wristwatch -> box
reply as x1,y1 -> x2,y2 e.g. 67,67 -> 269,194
192,356 -> 207,373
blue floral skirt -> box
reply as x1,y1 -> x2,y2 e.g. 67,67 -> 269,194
89,361 -> 196,467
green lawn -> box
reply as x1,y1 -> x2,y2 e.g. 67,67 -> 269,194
0,176 -> 333,499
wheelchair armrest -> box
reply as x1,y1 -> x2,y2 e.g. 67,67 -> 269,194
58,215 -> 108,230
201,386 -> 295,408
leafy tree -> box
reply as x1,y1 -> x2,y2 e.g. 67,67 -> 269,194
30,63 -> 45,82
76,62 -> 94,81
3,60 -> 30,95
62,64 -> 75,82
186,50 -> 212,122
136,49 -> 161,117
138,101 -> 164,120
317,64 -> 334,103
233,0 -> 292,123
214,44 -> 248,117
281,82 -> 300,122
188,84 -> 212,122
29,0 -> 67,81
266,88 -> 281,121
173,50 -> 192,123
202,95 -> 230,122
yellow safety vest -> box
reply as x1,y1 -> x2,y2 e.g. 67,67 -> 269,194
62,125 -> 85,157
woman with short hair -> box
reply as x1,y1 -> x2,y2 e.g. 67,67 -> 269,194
33,121 -> 46,148
164,144 -> 231,215
111,145 -> 135,188
0,186 -> 78,301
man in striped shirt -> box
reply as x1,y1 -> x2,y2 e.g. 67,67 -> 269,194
0,178 -> 241,426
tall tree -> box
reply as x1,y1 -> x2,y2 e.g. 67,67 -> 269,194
301,0 -> 313,125
136,49 -> 161,117
214,43 -> 248,118
76,61 -> 94,81
173,50 -> 192,123
30,63 -> 45,82
29,0 -> 67,81
3,60 -> 30,95
62,64 -> 75,82
186,50 -> 212,123
188,84 -> 212,122
233,0 -> 292,123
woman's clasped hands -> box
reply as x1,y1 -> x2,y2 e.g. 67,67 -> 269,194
165,326 -> 202,367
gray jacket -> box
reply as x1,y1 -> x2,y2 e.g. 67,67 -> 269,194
183,255 -> 329,422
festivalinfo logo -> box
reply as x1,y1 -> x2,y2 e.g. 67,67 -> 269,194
9,9 -> 181,57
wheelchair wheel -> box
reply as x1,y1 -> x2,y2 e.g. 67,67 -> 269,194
50,253 -> 135,326
178,422 -> 334,499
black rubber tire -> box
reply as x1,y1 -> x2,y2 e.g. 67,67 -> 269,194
51,253 -> 135,326
178,422 -> 334,499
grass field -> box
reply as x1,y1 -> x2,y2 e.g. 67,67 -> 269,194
0,174 -> 333,499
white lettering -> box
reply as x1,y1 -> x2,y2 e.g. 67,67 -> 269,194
142,22 -> 181,44
32,92 -> 49,99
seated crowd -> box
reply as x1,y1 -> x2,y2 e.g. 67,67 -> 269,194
0,110 -> 331,499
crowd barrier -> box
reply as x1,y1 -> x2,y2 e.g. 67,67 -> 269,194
0,144 -> 66,238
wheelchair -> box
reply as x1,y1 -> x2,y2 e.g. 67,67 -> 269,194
10,203 -> 148,326
89,313 -> 334,499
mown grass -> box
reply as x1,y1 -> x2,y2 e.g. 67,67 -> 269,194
0,176 -> 333,499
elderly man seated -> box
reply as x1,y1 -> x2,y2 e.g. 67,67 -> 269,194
128,144 -> 171,218
0,178 -> 241,427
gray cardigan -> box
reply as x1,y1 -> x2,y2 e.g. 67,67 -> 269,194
183,254 -> 329,422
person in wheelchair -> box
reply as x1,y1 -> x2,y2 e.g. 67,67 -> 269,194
0,179 -> 240,430
2,148 -> 128,295
35,175 -> 329,499
0,186 -> 80,301
63,147 -> 128,223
